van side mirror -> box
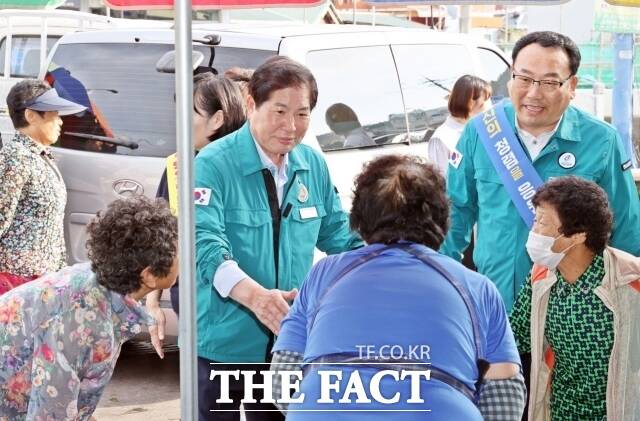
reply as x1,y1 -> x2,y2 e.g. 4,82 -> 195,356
155,51 -> 205,74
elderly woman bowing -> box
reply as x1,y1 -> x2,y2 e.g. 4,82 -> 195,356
0,79 -> 85,294
510,176 -> 640,421
0,196 -> 178,419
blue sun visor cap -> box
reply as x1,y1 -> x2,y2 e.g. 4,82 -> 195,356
23,88 -> 87,116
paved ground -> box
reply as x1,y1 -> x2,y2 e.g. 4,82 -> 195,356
94,341 -> 181,421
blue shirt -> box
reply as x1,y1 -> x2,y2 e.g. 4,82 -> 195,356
274,243 -> 520,420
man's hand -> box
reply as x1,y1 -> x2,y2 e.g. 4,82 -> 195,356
230,278 -> 298,334
145,289 -> 166,359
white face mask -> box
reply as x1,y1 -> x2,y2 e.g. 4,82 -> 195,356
525,231 -> 573,269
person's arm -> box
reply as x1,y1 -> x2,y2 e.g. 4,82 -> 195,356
477,371 -> 527,421
270,264 -> 316,413
0,148 -> 29,237
599,131 -> 640,256
194,154 -> 296,334
146,166 -> 172,357
270,350 -> 303,414
439,123 -> 478,261
509,277 -> 533,354
314,156 -> 363,254
479,277 -> 527,420
145,289 -> 166,358
427,135 -> 450,176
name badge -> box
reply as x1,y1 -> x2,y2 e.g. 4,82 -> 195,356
299,206 -> 318,219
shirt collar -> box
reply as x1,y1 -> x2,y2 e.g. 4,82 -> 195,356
503,101 -> 581,143
236,122 -> 309,176
253,135 -> 289,177
515,115 -> 562,144
13,132 -> 52,157
555,253 -> 605,290
445,115 -> 466,131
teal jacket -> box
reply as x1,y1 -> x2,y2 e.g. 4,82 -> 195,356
441,102 -> 640,310
194,122 -> 363,362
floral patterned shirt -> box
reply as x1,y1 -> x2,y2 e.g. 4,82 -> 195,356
0,263 -> 154,420
0,133 -> 67,277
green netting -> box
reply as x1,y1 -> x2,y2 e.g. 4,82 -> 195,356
0,0 -> 66,8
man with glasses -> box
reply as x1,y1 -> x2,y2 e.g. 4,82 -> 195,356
442,31 -> 640,311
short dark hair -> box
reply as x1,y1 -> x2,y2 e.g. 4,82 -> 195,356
350,154 -> 449,249
193,73 -> 246,141
532,176 -> 612,254
224,67 -> 254,83
448,75 -> 492,120
6,79 -> 50,129
223,67 -> 254,99
86,196 -> 178,295
512,31 -> 581,76
248,56 -> 318,110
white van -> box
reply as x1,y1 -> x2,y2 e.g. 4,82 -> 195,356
0,9 -> 118,137
31,23 -> 511,338
0,9 -> 172,139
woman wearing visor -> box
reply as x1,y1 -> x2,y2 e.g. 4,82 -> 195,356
510,176 -> 640,421
0,79 -> 86,294
271,155 -> 525,420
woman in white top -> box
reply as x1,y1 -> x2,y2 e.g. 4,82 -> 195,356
428,75 -> 492,175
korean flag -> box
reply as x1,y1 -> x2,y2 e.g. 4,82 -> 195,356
194,187 -> 212,206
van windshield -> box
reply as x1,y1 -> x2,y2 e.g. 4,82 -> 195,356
48,43 -> 273,157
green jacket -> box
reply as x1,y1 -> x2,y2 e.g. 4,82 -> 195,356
194,122 -> 362,362
441,102 -> 640,310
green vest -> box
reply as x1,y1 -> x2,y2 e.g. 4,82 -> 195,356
442,102 -> 640,309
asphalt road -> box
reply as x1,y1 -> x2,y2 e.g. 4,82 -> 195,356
94,340 -> 181,421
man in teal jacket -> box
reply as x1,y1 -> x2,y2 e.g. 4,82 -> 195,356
194,57 -> 362,421
442,31 -> 640,311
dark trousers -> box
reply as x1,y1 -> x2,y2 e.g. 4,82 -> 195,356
198,356 -> 285,421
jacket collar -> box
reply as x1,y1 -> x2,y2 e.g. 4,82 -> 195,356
604,247 -> 640,287
236,121 -> 310,177
536,247 -> 640,291
503,101 -> 582,143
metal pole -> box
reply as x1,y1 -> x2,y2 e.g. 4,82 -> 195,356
352,0 -> 356,25
613,33 -> 637,167
174,0 -> 198,419
40,17 -> 47,78
460,5 -> 471,34
505,6 -> 509,44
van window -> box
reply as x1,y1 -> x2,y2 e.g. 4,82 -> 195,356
307,46 -> 408,152
0,36 -> 60,77
49,43 -> 273,157
392,44 -> 474,143
476,47 -> 510,102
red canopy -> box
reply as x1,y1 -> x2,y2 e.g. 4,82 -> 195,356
104,0 -> 325,9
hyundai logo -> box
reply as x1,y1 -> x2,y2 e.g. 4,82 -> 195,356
113,179 -> 144,197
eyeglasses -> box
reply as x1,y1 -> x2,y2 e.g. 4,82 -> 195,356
511,73 -> 573,92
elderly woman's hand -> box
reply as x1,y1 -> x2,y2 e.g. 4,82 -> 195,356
145,289 -> 166,359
